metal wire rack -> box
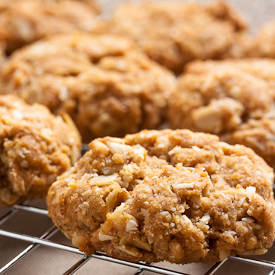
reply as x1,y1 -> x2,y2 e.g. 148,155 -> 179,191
1,146 -> 275,275
1,202 -> 275,275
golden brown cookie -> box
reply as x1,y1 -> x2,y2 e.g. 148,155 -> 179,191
249,20 -> 275,58
47,129 -> 275,264
0,95 -> 81,206
110,0 -> 248,74
222,118 -> 275,169
0,0 -> 102,54
0,33 -> 176,142
168,58 -> 275,169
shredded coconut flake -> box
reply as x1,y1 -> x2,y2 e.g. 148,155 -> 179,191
251,223 -> 261,230
69,137 -> 75,144
98,232 -> 114,241
12,110 -> 23,120
108,142 -> 130,154
182,215 -> 193,226
199,214 -> 210,224
238,197 -> 246,206
168,146 -> 181,155
89,174 -> 118,186
246,186 -> 256,196
224,230 -> 236,235
83,173 -> 98,179
242,217 -> 254,223
126,219 -> 138,232
247,209 -> 253,216
173,183 -> 194,189
59,86 -> 69,100
192,146 -> 201,152
133,147 -> 146,160
41,128 -> 53,139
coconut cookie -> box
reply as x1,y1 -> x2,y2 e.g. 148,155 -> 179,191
47,129 -> 275,264
249,20 -> 275,59
0,0 -> 102,54
0,95 -> 81,206
110,1 -> 248,74
0,33 -> 176,141
168,59 -> 275,169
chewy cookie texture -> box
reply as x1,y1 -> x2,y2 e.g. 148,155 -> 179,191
169,58 -> 275,169
0,33 -> 176,142
47,129 -> 275,264
110,0 -> 249,74
0,0 -> 101,54
0,95 -> 81,206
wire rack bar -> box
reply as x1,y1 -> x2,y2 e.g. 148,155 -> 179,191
62,256 -> 91,275
203,261 -> 225,275
0,229 -> 82,254
92,252 -> 190,275
13,205 -> 48,216
0,201 -> 33,226
230,256 -> 275,269
0,226 -> 59,274
0,208 -> 18,226
0,229 -> 188,275
2,217 -> 275,274
133,268 -> 145,275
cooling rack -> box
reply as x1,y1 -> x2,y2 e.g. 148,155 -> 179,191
1,145 -> 275,275
1,199 -> 275,275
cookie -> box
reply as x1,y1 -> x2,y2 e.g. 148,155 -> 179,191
0,0 -> 102,54
47,129 -> 275,264
0,95 -> 81,206
222,118 -> 275,169
0,33 -> 176,142
249,20 -> 275,58
110,0 -> 248,74
168,59 -> 275,168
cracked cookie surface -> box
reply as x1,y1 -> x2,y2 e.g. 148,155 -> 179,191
0,33 -> 176,142
168,58 -> 275,169
47,129 -> 275,264
110,1 -> 248,74
0,95 -> 81,206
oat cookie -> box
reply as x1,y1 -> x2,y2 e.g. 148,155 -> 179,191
110,0 -> 248,74
47,129 -> 275,264
0,34 -> 176,142
168,59 -> 275,168
0,95 -> 81,206
249,20 -> 275,58
0,0 -> 101,54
